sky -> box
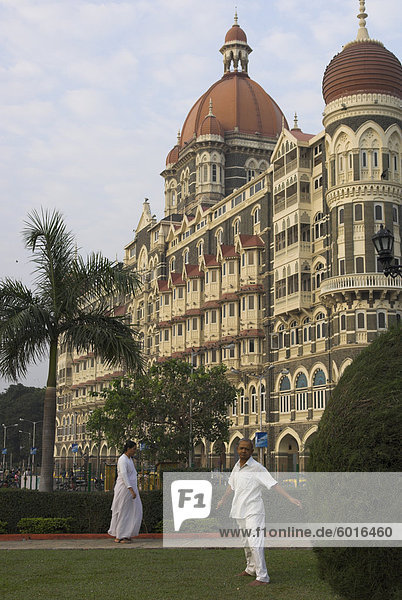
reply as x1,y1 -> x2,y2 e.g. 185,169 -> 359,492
0,0 -> 400,389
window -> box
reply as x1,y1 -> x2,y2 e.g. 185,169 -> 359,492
314,176 -> 322,190
355,257 -> 364,273
314,213 -> 325,240
211,310 -> 217,324
249,339 -> 255,353
303,317 -> 311,342
339,259 -> 345,275
232,396 -> 237,416
316,312 -> 326,339
393,205 -> 399,223
253,208 -> 260,225
340,313 -> 346,331
192,318 -> 198,330
313,370 -> 326,409
248,251 -> 254,265
184,250 -> 189,264
239,388 -> 245,415
164,294 -> 170,305
164,329 -> 169,341
377,311 -> 386,329
211,349 -> 217,362
354,204 -> 363,221
260,384 -> 266,412
170,257 -> 175,272
250,386 -> 257,413
192,279 -> 198,292
362,151 -> 367,168
177,323 -> 183,336
233,220 -> 240,236
229,302 -> 235,317
279,376 -> 291,413
374,204 -> 383,221
373,151 -> 378,168
356,312 -> 365,329
339,207 -> 344,224
229,261 -> 235,275
212,164 -> 217,182
295,373 -> 308,411
248,295 -> 255,310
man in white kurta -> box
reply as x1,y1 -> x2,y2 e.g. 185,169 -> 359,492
217,439 -> 302,587
108,442 -> 143,542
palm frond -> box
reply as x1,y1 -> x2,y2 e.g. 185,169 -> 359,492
22,208 -> 75,299
63,310 -> 144,374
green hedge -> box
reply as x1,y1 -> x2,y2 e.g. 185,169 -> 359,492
0,488 -> 162,534
18,517 -> 74,534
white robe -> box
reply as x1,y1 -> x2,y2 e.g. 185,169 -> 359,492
108,453 -> 143,539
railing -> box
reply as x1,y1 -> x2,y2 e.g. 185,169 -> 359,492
320,273 -> 402,295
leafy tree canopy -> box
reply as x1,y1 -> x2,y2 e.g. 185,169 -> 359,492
87,359 -> 237,465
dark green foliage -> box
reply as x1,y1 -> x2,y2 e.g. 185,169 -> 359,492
87,359 -> 237,464
17,517 -> 74,534
309,326 -> 402,600
0,488 -> 162,534
0,520 -> 7,533
0,384 -> 44,466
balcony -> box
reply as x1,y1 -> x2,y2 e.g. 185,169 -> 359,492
319,273 -> 401,296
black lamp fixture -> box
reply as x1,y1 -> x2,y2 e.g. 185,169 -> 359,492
372,225 -> 402,278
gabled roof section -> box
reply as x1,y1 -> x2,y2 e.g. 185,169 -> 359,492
184,264 -> 204,278
169,272 -> 186,286
218,244 -> 240,260
135,199 -> 153,234
158,280 -> 170,292
238,234 -> 264,249
203,254 -> 220,267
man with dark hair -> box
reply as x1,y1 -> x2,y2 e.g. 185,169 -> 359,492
217,438 -> 301,586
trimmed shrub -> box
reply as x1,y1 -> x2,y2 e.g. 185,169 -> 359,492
17,517 -> 74,534
309,326 -> 402,600
0,520 -> 7,534
0,488 -> 162,534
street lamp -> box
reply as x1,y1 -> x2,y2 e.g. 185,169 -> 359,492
2,423 -> 18,472
19,418 -> 42,474
372,225 -> 402,278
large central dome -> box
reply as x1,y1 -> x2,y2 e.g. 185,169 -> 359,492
179,15 -> 287,147
180,71 -> 286,144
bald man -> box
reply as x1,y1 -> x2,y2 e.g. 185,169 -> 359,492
217,439 -> 301,586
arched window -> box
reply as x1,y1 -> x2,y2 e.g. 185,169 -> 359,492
198,240 -> 204,257
279,376 -> 291,413
295,373 -> 307,411
232,394 -> 237,416
377,311 -> 386,329
313,369 -> 326,409
260,384 -> 266,413
212,164 -> 217,182
356,311 -> 365,330
290,320 -> 299,346
314,213 -> 325,240
170,257 -> 176,272
253,207 -> 260,225
233,219 -> 240,236
184,250 -> 189,264
239,388 -> 245,415
316,312 -> 326,339
339,207 -> 344,224
250,386 -> 257,414
355,257 -> 364,273
315,263 -> 325,289
216,229 -> 223,246
303,317 -> 311,342
354,203 -> 363,221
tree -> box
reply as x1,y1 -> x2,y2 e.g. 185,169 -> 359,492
0,209 -> 143,491
309,325 -> 402,600
0,384 -> 44,468
87,359 -> 237,465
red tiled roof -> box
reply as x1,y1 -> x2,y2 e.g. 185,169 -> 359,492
202,301 -> 221,309
114,304 -> 127,317
290,128 -> 315,141
172,351 -> 185,358
239,234 -> 264,248
240,284 -> 264,292
204,340 -> 220,348
238,329 -> 265,338
158,280 -> 170,292
220,244 -> 239,258
157,321 -> 170,328
185,309 -> 203,316
171,273 -> 185,285
171,315 -> 186,322
185,264 -> 204,278
204,254 -> 220,266
220,293 -> 239,301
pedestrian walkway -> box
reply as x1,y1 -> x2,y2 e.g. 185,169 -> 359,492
0,534 -> 163,550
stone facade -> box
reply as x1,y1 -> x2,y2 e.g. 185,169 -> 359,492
55,8 -> 401,474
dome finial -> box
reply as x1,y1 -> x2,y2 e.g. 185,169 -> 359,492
208,98 -> 214,116
234,7 -> 238,25
177,129 -> 181,145
293,112 -> 299,129
356,0 -> 370,41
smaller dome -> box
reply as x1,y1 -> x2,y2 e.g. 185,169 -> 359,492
199,113 -> 224,137
166,145 -> 179,166
225,24 -> 247,43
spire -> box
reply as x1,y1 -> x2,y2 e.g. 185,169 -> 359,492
234,8 -> 238,26
177,129 -> 181,145
208,98 -> 214,116
293,112 -> 299,129
356,0 -> 370,41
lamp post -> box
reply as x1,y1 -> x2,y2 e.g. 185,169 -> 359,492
2,423 -> 18,472
19,419 -> 42,474
372,225 -> 402,278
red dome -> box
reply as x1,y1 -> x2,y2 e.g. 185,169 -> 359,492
199,113 -> 224,137
180,72 -> 287,145
225,24 -> 247,43
166,145 -> 179,166
323,40 -> 402,104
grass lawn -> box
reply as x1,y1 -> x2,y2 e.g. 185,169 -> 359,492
0,548 -> 341,600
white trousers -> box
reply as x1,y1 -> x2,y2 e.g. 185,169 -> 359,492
236,515 -> 269,582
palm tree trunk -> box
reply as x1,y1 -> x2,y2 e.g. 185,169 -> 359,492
39,341 -> 58,492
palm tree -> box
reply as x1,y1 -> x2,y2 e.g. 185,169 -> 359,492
0,209 -> 143,491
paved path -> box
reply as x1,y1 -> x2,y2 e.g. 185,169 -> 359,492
0,537 -> 163,550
